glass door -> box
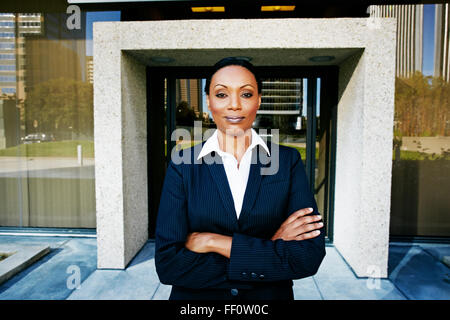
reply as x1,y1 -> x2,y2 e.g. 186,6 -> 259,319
149,70 -> 336,241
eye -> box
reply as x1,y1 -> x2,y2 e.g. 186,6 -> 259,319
241,92 -> 253,98
215,92 -> 227,98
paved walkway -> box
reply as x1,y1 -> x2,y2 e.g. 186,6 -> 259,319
0,235 -> 448,300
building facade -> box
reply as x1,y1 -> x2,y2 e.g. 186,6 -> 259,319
370,4 -> 424,77
434,3 -> 450,81
0,0 -> 448,279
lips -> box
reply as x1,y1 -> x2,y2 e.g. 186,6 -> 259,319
225,116 -> 245,123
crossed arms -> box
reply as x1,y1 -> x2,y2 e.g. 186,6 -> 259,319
155,150 -> 326,289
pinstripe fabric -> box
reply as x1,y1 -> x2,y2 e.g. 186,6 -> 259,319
155,142 -> 326,299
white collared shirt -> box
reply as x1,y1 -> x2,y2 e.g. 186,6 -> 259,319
197,128 -> 270,218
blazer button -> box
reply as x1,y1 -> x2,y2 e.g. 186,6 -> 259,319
230,288 -> 239,296
251,272 -> 257,279
259,274 -> 265,279
241,272 -> 247,276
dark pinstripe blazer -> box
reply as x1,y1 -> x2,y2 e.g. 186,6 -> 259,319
154,141 -> 326,300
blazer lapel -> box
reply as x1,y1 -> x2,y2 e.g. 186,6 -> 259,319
239,145 -> 265,223
207,160 -> 239,226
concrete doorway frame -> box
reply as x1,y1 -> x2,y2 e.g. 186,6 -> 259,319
93,18 -> 396,277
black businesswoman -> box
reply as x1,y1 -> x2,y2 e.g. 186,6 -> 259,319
155,57 -> 326,300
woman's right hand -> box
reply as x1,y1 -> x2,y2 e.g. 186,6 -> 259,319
271,207 -> 323,241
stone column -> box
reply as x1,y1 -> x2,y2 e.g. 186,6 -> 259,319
333,18 -> 397,277
94,23 -> 148,269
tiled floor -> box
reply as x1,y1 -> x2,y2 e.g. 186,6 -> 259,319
0,235 -> 448,300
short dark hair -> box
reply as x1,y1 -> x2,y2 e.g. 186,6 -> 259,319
204,57 -> 262,95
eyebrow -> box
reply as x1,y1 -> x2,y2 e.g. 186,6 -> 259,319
214,84 -> 255,89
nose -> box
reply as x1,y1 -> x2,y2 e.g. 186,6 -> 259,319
228,93 -> 241,111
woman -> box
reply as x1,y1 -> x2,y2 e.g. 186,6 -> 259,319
155,57 -> 325,300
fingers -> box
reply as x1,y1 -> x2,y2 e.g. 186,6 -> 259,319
274,219 -> 323,241
289,214 -> 322,229
302,221 -> 324,233
296,229 -> 321,241
287,220 -> 323,238
273,207 -> 323,241
284,207 -> 314,225
277,223 -> 322,241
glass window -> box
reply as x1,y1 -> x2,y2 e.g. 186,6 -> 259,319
0,65 -> 16,71
0,76 -> 16,82
0,43 -> 15,49
1,87 -> 15,94
372,4 -> 450,237
0,10 -> 121,229
0,33 -> 14,38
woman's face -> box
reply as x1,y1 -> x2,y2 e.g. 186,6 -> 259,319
207,65 -> 261,137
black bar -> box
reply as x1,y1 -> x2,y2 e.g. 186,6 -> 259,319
166,77 -> 176,164
327,103 -> 338,243
306,78 -> 317,193
320,67 -> 339,243
147,69 -> 166,238
1,300 -> 447,317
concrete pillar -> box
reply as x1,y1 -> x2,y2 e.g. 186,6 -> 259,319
334,20 -> 397,277
94,23 -> 148,269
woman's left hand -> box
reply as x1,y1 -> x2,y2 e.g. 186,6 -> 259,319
185,232 -> 232,258
185,232 -> 213,253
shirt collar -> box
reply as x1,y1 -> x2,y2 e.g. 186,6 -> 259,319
197,128 -> 270,161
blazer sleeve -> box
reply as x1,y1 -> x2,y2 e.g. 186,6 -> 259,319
227,149 -> 326,282
154,160 -> 229,289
